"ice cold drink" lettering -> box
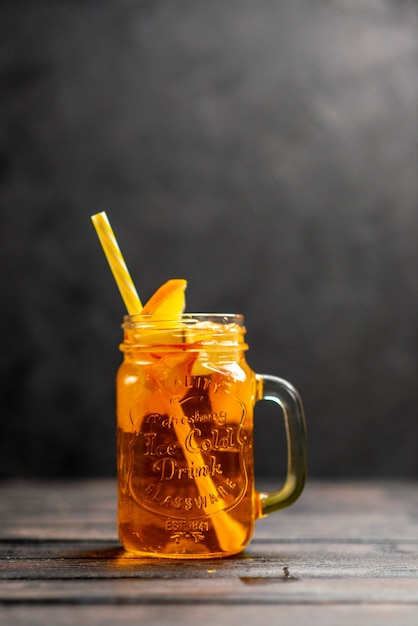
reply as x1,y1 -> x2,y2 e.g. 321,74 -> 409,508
152,455 -> 222,480
143,426 -> 239,457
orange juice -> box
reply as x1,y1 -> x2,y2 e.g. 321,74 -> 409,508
116,314 -> 307,558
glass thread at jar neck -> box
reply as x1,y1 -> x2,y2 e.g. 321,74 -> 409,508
120,313 -> 248,352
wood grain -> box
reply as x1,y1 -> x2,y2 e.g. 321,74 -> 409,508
0,480 -> 417,625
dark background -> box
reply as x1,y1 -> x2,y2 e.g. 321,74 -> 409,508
1,0 -> 417,479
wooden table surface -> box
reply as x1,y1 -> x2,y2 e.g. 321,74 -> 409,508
0,479 -> 417,625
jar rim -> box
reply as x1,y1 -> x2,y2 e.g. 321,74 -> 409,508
120,313 -> 247,351
122,313 -> 244,328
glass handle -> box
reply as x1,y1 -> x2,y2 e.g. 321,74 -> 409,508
255,374 -> 307,517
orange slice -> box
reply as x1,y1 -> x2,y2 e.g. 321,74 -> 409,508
141,278 -> 187,317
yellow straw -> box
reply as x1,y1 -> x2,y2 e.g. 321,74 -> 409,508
91,211 -> 143,315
